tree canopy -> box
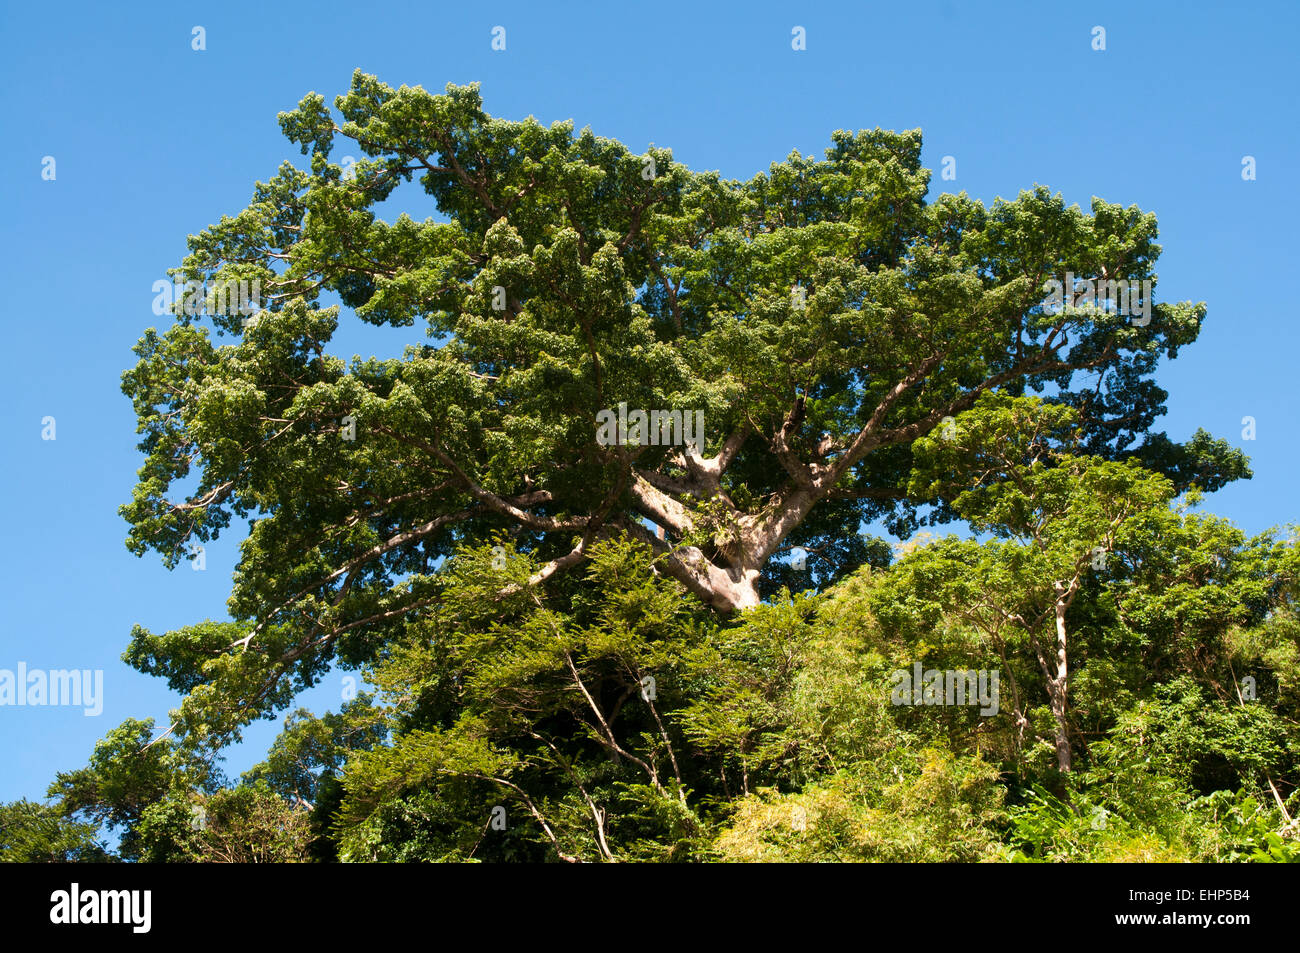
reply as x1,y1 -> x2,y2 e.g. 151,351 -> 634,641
115,72 -> 1247,743
9,72 -> 1291,866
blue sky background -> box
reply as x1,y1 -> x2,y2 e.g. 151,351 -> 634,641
2,0 -> 1296,804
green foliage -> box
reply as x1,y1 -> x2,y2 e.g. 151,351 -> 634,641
0,800 -> 114,863
47,74 -> 1291,863
48,511 -> 1300,861
714,749 -> 1005,862
185,782 -> 313,863
117,73 -> 1246,761
1201,790 -> 1300,863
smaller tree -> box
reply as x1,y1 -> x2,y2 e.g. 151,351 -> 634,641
888,393 -> 1174,773
47,718 -> 210,862
335,537 -> 715,862
0,800 -> 114,863
187,782 -> 313,863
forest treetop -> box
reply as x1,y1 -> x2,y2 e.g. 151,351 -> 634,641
118,70 -> 1247,743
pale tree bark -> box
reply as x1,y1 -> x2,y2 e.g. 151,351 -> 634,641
610,341 -> 1111,613
1049,595 -> 1072,773
1026,574 -> 1083,774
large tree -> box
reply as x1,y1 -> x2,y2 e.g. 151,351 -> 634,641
120,71 -> 1244,737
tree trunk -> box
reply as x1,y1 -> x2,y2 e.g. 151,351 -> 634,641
1049,599 -> 1072,772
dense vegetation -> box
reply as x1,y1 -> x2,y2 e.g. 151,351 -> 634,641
9,488 -> 1300,862
3,72 -> 1295,862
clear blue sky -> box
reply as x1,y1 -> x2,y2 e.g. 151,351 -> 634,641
2,0 -> 1296,804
